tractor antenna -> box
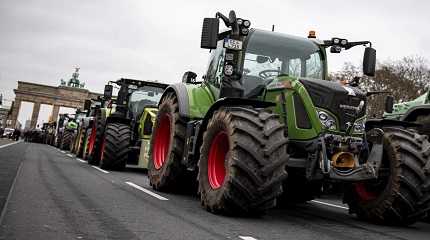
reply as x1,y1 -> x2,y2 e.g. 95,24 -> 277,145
272,25 -> 275,32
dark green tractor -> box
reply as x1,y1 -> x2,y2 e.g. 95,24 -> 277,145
86,78 -> 167,170
56,113 -> 79,151
148,11 -> 430,224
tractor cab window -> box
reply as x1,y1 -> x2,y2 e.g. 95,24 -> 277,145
128,86 -> 164,120
242,29 -> 324,95
205,40 -> 225,87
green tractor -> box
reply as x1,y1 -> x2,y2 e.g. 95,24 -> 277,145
56,113 -> 79,150
41,121 -> 56,145
86,78 -> 167,170
384,90 -> 430,137
82,96 -> 106,160
148,11 -> 430,224
71,100 -> 92,157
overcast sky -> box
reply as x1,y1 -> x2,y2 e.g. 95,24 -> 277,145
1,0 -> 429,126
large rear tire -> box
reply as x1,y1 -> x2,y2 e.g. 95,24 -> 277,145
344,127 -> 430,225
415,115 -> 430,137
60,130 -> 73,151
148,93 -> 188,191
82,129 -> 91,160
76,128 -> 86,158
87,112 -> 105,165
198,107 -> 288,215
99,123 -> 131,170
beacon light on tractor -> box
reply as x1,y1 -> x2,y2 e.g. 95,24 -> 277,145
85,78 -> 168,170
148,10 -> 430,224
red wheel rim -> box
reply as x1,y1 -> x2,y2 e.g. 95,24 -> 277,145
100,136 -> 106,161
208,131 -> 229,189
88,122 -> 97,155
354,183 -> 377,202
153,114 -> 171,170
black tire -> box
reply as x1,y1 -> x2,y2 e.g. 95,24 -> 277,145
61,130 -> 73,151
415,115 -> 430,137
82,128 -> 92,160
71,129 -> 81,154
198,107 -> 288,215
76,128 -> 86,158
56,132 -> 63,148
99,123 -> 131,170
148,92 -> 188,191
344,127 -> 430,225
87,112 -> 105,165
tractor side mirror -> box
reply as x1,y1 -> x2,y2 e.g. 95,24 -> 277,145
363,47 -> 376,76
182,71 -> 197,84
385,95 -> 394,113
104,85 -> 113,99
84,100 -> 91,111
201,18 -> 219,49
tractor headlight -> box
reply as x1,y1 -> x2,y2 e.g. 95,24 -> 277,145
317,110 -> 337,130
243,20 -> 251,28
224,65 -> 234,76
353,119 -> 365,134
332,38 -> 340,44
241,28 -> 249,35
340,39 -> 348,46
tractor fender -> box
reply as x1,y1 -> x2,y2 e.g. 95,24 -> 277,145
400,105 -> 430,122
160,83 -> 189,117
189,98 -> 276,167
105,114 -> 131,126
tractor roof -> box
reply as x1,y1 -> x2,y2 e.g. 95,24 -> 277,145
116,78 -> 169,89
247,29 -> 322,58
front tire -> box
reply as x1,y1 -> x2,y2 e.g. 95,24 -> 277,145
99,123 -> 131,170
60,131 -> 73,151
198,107 -> 288,215
87,112 -> 105,165
344,127 -> 430,225
148,93 -> 188,191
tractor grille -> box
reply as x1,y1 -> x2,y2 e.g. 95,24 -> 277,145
299,78 -> 366,132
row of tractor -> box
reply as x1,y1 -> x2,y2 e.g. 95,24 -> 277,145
50,11 -> 430,225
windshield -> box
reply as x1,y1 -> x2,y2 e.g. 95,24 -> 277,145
242,29 -> 324,95
128,85 -> 164,118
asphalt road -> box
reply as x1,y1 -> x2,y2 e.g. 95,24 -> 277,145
0,142 -> 429,240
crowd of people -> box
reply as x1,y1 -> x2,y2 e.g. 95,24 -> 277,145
0,127 -> 21,141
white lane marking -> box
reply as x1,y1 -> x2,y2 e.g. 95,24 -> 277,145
0,140 -> 23,149
76,158 -> 86,163
66,154 -> 74,158
92,166 -> 109,174
239,236 -> 258,240
125,181 -> 168,201
311,200 -> 349,210
60,150 -> 66,154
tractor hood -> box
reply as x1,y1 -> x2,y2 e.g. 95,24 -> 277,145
385,91 -> 430,118
299,78 -> 366,132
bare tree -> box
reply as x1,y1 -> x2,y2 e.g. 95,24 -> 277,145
330,56 -> 430,117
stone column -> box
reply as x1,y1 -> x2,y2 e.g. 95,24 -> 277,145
30,102 -> 41,129
9,98 -> 22,128
51,105 -> 60,123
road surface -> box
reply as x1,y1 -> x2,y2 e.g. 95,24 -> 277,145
0,142 -> 428,240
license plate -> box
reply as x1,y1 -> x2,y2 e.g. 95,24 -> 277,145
224,39 -> 243,50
